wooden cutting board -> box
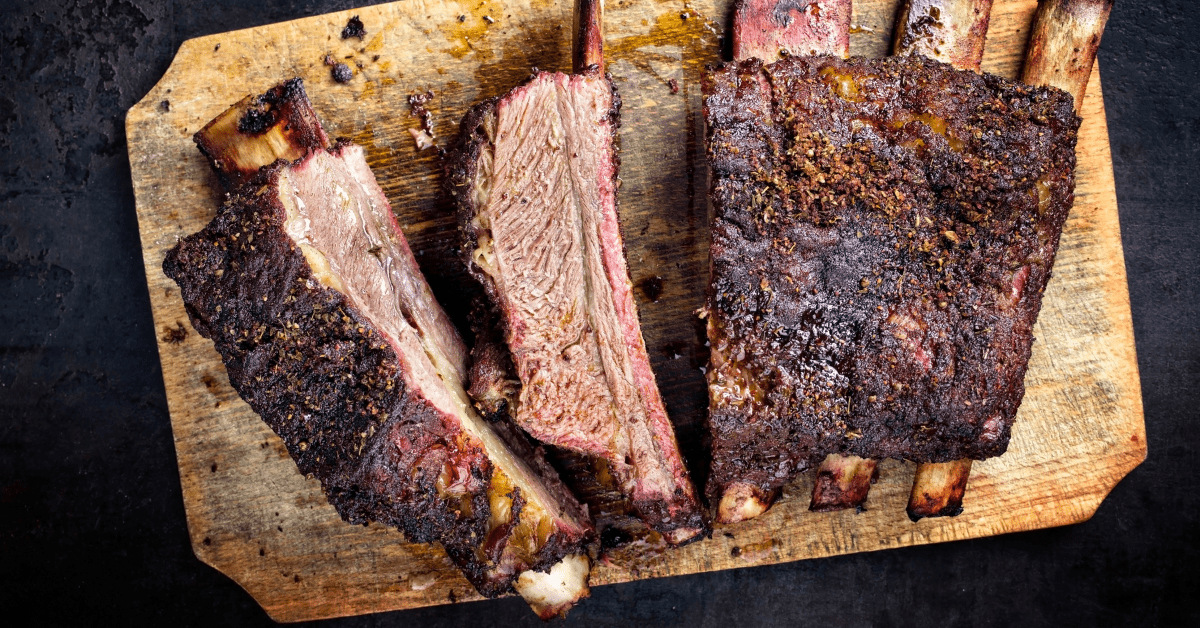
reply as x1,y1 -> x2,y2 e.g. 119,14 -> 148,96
126,0 -> 1146,621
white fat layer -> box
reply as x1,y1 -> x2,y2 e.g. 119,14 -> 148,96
471,110 -> 499,278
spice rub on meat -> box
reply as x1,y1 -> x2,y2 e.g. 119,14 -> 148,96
166,100 -> 594,615
447,70 -> 706,544
703,54 -> 1079,506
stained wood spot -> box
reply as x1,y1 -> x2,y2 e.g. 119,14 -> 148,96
637,275 -> 664,302
161,322 -> 188,344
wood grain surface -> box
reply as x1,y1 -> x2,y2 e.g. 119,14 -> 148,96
125,0 -> 1145,621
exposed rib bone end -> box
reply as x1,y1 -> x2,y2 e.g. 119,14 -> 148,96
732,0 -> 852,62
891,0 -> 994,72
1022,0 -> 1113,112
572,0 -> 605,74
193,78 -> 329,192
716,482 -> 776,524
907,459 -> 973,521
809,454 -> 878,512
894,0 -> 995,517
729,0 -> 860,523
515,554 -> 592,620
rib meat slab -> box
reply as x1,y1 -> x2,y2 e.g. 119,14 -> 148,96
447,70 -> 706,544
703,54 -> 1079,506
164,136 -> 593,616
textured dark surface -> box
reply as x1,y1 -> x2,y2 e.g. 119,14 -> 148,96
0,0 -> 1196,626
704,54 -> 1078,500
162,151 -> 509,597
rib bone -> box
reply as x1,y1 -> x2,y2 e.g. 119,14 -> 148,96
906,0 -> 1110,521
573,0 -> 605,74
810,455 -> 878,512
891,0 -> 994,70
1022,0 -> 1113,112
731,0 -> 852,62
894,0 -> 991,522
722,0 -> 855,523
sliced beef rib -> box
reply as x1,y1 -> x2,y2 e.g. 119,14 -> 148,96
165,120 -> 593,616
447,70 -> 706,544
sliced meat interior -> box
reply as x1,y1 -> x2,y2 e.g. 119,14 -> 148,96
448,70 -> 706,544
703,54 -> 1079,507
164,140 -> 593,617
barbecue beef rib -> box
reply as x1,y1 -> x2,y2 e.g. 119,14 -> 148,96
165,113 -> 594,616
447,70 -> 706,544
703,54 -> 1080,512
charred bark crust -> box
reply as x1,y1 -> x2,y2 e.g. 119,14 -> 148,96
162,159 -> 563,597
704,55 -> 1079,500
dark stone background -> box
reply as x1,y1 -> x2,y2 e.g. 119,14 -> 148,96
1,0 -> 1195,625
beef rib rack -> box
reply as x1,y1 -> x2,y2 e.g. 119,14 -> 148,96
702,53 -> 1080,521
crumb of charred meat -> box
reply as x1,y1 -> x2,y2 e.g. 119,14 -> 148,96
161,322 -> 188,343
341,15 -> 366,40
408,90 -> 437,138
331,63 -> 353,83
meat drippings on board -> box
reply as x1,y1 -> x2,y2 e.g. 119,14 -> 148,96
703,54 -> 1079,505
448,70 -> 706,544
